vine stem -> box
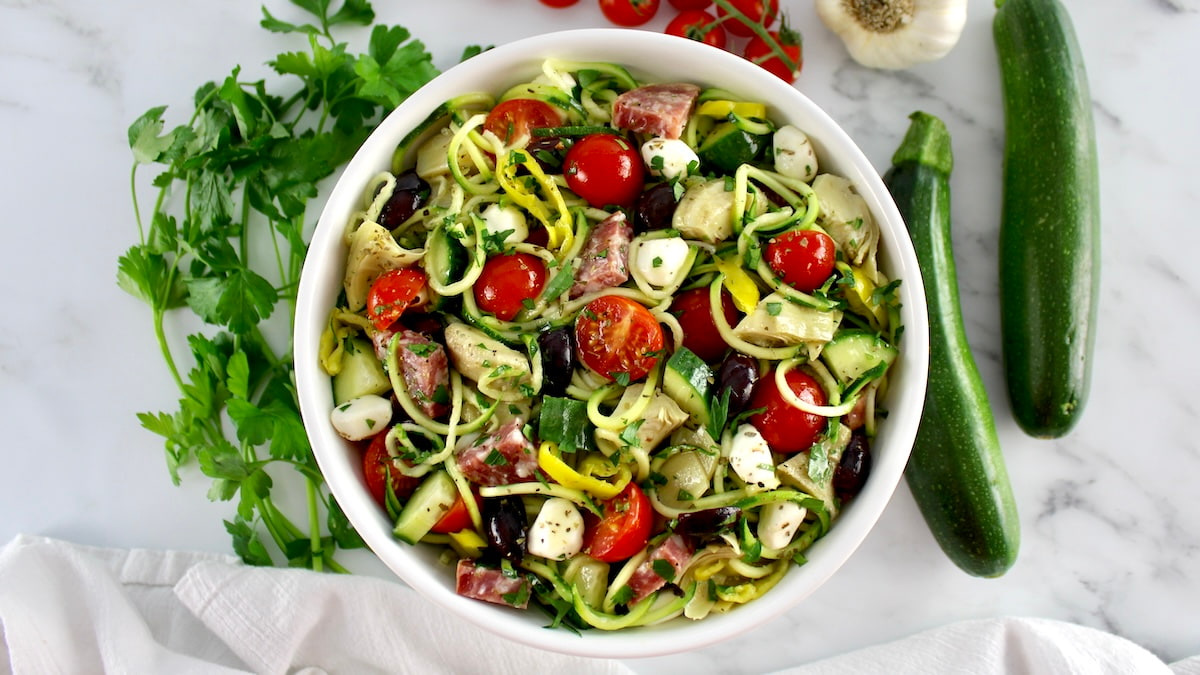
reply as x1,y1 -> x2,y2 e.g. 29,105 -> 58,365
710,0 -> 800,71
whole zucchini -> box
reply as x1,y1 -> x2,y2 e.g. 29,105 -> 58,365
994,0 -> 1100,438
885,112 -> 1020,578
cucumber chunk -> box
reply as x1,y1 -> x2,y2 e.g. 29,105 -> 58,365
662,347 -> 712,427
332,337 -> 390,405
821,331 -> 898,385
393,470 -> 458,545
698,122 -> 766,173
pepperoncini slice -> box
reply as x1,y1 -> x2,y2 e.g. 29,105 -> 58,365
537,442 -> 630,500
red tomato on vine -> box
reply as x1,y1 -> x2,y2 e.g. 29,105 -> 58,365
716,0 -> 778,38
599,0 -> 661,26
743,27 -> 803,82
665,9 -> 727,49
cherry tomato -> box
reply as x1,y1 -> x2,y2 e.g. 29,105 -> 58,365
540,0 -> 580,5
362,432 -> 421,507
563,133 -> 645,209
366,268 -> 427,331
668,0 -> 711,9
716,0 -> 778,38
429,492 -> 481,534
483,98 -> 562,148
749,369 -> 829,454
583,483 -> 653,562
765,229 -> 835,292
665,9 -> 727,49
474,252 -> 547,321
575,295 -> 665,382
669,287 -> 738,362
599,0 -> 661,26
743,29 -> 803,82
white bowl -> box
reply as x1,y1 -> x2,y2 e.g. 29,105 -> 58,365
295,28 -> 928,659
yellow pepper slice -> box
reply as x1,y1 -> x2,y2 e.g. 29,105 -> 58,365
494,149 -> 574,253
696,100 -> 768,120
537,442 -> 630,500
715,254 -> 761,313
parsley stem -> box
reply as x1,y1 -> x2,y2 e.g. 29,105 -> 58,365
131,165 -> 146,245
152,307 -> 184,391
306,478 -> 324,573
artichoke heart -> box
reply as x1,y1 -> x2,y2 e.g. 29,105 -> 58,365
732,292 -> 842,349
342,221 -> 424,311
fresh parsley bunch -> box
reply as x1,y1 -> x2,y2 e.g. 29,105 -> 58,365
118,0 -> 443,570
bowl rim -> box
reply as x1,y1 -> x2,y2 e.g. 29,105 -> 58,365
295,27 -> 928,659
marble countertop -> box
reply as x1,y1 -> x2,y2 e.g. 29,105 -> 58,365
2,0 -> 1198,672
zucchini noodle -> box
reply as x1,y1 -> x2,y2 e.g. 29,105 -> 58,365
323,58 -> 904,633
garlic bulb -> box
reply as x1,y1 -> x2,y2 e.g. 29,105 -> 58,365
815,0 -> 968,70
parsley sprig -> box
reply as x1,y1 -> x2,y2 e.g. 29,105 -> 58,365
119,0 -> 440,571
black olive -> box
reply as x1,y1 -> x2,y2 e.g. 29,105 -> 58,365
674,506 -> 742,537
834,433 -> 872,499
633,182 -> 679,233
378,170 -> 431,229
716,352 -> 760,417
537,327 -> 576,397
482,495 -> 527,564
525,135 -> 565,173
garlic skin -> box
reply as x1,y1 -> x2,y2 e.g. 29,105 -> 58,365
816,0 -> 968,70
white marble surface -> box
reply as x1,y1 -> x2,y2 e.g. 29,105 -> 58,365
2,0 -> 1198,672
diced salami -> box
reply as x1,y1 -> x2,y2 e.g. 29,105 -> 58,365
380,330 -> 450,418
612,83 -> 701,140
569,212 -> 633,299
455,418 -> 538,486
626,534 -> 693,605
455,559 -> 531,608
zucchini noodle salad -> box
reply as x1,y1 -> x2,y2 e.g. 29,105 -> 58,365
319,58 -> 903,631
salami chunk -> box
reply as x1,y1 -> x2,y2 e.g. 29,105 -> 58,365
387,330 -> 450,418
569,212 -> 633,299
612,83 -> 701,140
626,534 -> 693,605
455,559 -> 530,608
456,418 -> 538,486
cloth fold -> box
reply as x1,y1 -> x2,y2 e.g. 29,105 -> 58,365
1,534 -> 1195,674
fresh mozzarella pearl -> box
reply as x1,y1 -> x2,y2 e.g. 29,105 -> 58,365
757,500 -> 807,550
526,497 -> 585,561
640,138 -> 699,181
773,125 -> 819,182
329,394 -> 393,441
729,424 -> 781,491
631,236 -> 690,287
481,203 -> 528,244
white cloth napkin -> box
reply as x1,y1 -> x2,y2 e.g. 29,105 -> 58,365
1,534 -> 1196,675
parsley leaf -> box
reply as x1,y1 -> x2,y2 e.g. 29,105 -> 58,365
121,0 -> 438,572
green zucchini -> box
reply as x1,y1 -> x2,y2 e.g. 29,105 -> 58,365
884,112 -> 1020,578
994,0 -> 1100,438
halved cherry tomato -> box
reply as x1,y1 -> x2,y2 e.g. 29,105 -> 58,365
563,133 -> 645,209
575,295 -> 665,382
599,0 -> 661,27
749,368 -> 829,454
583,483 -> 653,562
429,492 -> 482,533
743,28 -> 803,83
669,287 -> 738,362
540,0 -> 580,5
716,0 -> 778,38
362,432 -> 421,507
765,229 -> 835,292
668,0 -> 711,9
366,268 -> 427,331
483,99 -> 562,148
665,9 -> 727,49
474,252 -> 547,321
